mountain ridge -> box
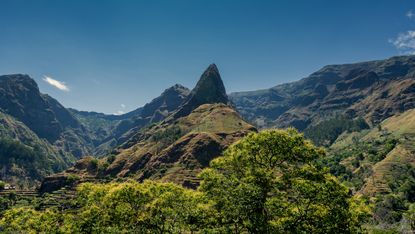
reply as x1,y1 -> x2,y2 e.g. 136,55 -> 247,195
0,74 -> 93,157
40,64 -> 256,190
2,55 -> 415,192
229,55 -> 415,130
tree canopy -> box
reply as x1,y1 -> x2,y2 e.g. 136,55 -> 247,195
0,129 -> 368,233
199,129 -> 368,233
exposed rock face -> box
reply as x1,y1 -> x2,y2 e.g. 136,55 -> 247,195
230,55 -> 415,130
0,75 -> 191,188
335,70 -> 379,91
0,75 -> 96,188
349,78 -> 415,124
173,64 -> 229,118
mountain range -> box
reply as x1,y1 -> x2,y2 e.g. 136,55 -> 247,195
0,56 -> 414,204
230,55 -> 415,131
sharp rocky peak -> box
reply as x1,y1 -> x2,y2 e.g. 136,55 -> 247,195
173,64 -> 229,118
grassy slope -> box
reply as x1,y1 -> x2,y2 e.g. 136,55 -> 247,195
360,109 -> 415,195
328,108 -> 415,196
57,104 -> 256,188
112,104 -> 255,184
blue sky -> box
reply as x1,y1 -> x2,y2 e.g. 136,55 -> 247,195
0,0 -> 413,114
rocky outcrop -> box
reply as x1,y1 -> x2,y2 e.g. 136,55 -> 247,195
173,64 -> 229,118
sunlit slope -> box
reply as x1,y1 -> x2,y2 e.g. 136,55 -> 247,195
107,103 -> 256,187
327,108 -> 415,196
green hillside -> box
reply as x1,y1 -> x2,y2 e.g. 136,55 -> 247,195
41,64 -> 256,190
0,112 -> 75,188
321,108 -> 415,229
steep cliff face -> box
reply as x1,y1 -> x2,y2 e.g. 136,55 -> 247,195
0,74 -> 94,157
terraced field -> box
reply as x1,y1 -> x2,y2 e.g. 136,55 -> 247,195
327,108 -> 415,196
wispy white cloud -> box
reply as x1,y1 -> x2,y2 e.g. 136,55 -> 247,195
407,10 -> 414,19
389,30 -> 415,55
113,110 -> 125,115
42,76 -> 70,91
113,104 -> 127,115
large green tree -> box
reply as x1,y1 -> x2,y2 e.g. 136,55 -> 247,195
199,129 -> 368,233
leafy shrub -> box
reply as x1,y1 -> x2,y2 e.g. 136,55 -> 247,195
66,174 -> 80,182
89,158 -> 99,170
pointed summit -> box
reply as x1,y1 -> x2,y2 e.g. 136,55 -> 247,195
173,64 -> 229,118
190,64 -> 228,104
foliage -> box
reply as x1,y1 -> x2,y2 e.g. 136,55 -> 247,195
320,134 -> 399,190
0,129 -> 368,233
199,129 -> 369,233
0,181 -> 213,233
321,109 -> 415,230
71,180 -> 214,233
404,204 -> 415,232
66,174 -> 80,182
0,208 -> 66,233
373,195 -> 407,225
